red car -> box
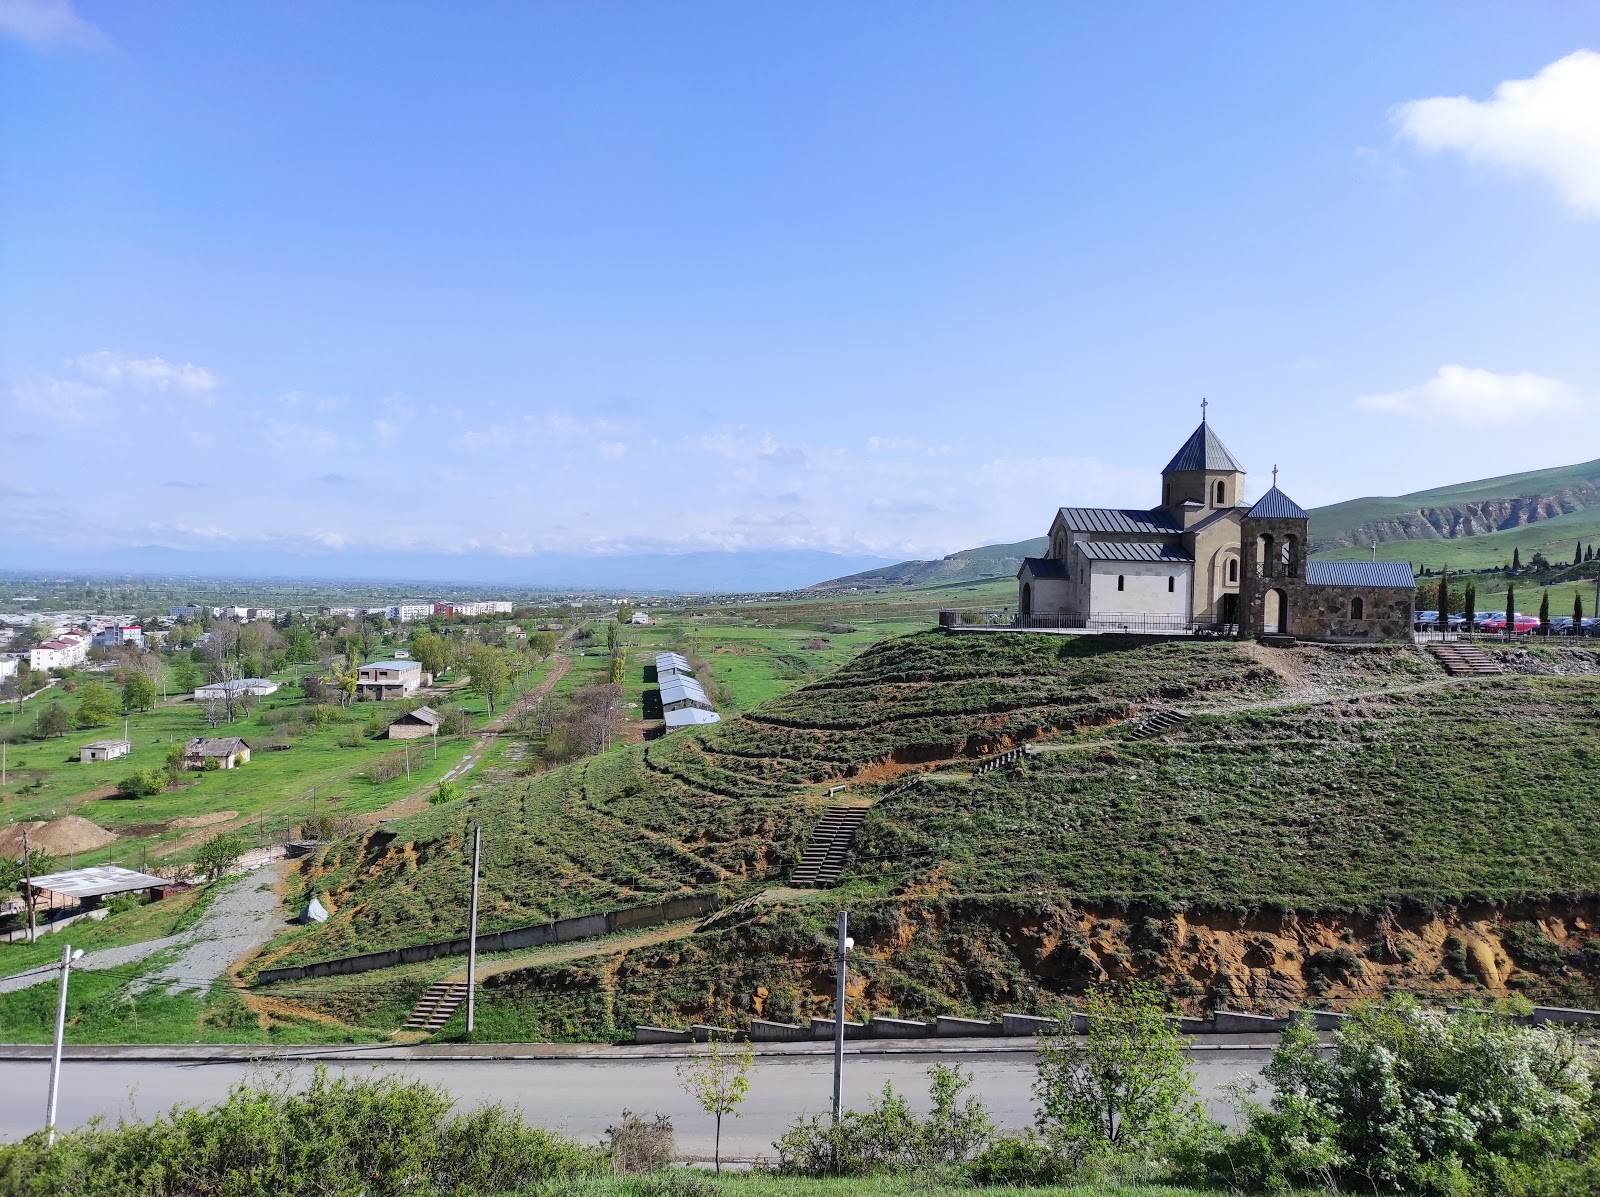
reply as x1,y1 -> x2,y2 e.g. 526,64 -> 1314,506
1481,612 -> 1539,634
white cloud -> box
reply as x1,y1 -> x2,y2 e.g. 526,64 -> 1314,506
597,441 -> 628,461
1357,365 -> 1585,425
73,351 -> 220,394
10,374 -> 107,422
0,0 -> 107,50
1394,50 -> 1600,216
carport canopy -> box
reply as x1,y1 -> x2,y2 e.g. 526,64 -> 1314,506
25,865 -> 170,902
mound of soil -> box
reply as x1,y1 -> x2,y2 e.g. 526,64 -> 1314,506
0,815 -> 118,858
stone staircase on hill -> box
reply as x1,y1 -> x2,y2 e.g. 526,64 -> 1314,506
1430,644 -> 1504,676
1126,708 -> 1193,740
402,980 -> 469,1034
792,807 -> 869,888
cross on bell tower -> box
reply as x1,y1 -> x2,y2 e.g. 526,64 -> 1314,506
1200,397 -> 1208,423
1272,464 -> 1279,487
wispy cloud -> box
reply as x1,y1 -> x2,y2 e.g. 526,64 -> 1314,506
0,0 -> 107,51
73,351 -> 220,394
1357,365 -> 1585,425
1394,49 -> 1600,217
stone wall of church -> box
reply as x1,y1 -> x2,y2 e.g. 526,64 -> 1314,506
1289,585 -> 1415,641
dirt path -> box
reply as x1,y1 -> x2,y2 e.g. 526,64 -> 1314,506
372,651 -> 574,820
444,916 -> 700,983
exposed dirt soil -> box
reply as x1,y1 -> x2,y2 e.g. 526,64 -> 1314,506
170,811 -> 238,829
0,815 -> 118,857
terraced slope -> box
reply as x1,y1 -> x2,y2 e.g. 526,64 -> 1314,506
264,633 -> 1279,968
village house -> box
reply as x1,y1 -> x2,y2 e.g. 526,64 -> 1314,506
184,736 -> 251,769
28,632 -> 89,671
387,705 -> 439,739
356,659 -> 426,701
193,677 -> 280,701
1015,413 -> 1415,641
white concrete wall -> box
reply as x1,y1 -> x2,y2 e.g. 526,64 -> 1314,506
1019,575 -> 1074,617
1088,562 -> 1192,619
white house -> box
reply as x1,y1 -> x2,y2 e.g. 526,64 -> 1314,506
29,633 -> 89,671
386,602 -> 434,623
79,739 -> 132,763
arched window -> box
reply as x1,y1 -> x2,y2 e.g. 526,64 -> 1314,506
1350,596 -> 1365,620
1227,558 -> 1239,584
1117,575 -> 1125,591
1214,480 -> 1225,505
1281,534 -> 1299,577
1167,575 -> 1175,593
1257,534 -> 1276,576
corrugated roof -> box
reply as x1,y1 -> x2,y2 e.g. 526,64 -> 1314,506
1162,422 -> 1245,474
28,865 -> 170,900
655,651 -> 691,673
659,676 -> 709,705
187,736 -> 249,756
1018,557 -> 1067,579
665,708 -> 722,728
1247,486 -> 1310,520
393,705 -> 438,726
1077,541 -> 1195,563
1305,561 -> 1417,589
1057,507 -> 1181,535
359,659 -> 420,672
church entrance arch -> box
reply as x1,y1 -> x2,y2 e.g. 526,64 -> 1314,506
1263,588 -> 1289,634
1221,593 -> 1239,626
1020,582 -> 1032,626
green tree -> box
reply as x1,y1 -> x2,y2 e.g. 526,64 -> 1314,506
1506,582 -> 1516,628
122,673 -> 156,713
616,601 -> 633,625
1576,592 -> 1585,629
172,659 -> 199,693
605,621 -> 618,650
1033,983 -> 1202,1159
1462,582 -> 1476,628
1539,591 -> 1551,635
467,645 -> 510,714
37,700 -> 71,738
193,832 -> 246,881
531,631 -> 558,657
410,631 -> 450,679
676,1038 -> 754,1173
1577,540 -> 1584,566
1512,546 -> 1522,572
75,681 -> 119,728
609,649 -> 626,685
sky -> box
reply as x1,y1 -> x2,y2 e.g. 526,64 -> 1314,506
3,1 -> 1599,588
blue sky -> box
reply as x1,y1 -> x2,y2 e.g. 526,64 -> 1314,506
3,2 -> 1599,586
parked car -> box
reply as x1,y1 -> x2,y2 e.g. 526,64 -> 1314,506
1482,612 -> 1539,634
1549,616 -> 1575,635
1582,617 -> 1600,638
1414,610 -> 1440,631
1475,611 -> 1505,630
1445,614 -> 1469,631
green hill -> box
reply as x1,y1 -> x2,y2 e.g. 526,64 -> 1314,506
258,632 -> 1600,1039
818,457 -> 1600,589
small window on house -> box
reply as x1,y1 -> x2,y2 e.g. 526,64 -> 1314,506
1351,597 -> 1365,620
1168,576 -> 1175,593
1227,558 -> 1238,584
1117,575 -> 1125,591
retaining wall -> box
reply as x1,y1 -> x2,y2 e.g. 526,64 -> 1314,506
256,892 -> 718,985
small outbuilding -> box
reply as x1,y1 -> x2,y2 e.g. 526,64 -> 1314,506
387,705 -> 439,740
79,739 -> 132,764
25,865 -> 171,912
184,736 -> 251,769
664,707 -> 721,731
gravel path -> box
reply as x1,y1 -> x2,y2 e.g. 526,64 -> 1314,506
0,865 -> 287,997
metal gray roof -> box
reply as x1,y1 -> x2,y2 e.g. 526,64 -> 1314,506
1188,504 -> 1249,533
1305,561 -> 1416,589
359,659 -> 420,673
665,708 -> 722,728
1077,541 -> 1195,563
28,865 -> 170,900
393,705 -> 438,726
1017,557 -> 1067,579
655,651 -> 692,673
659,676 -> 709,705
1162,422 -> 1245,474
1057,507 -> 1181,535
1247,486 -> 1309,520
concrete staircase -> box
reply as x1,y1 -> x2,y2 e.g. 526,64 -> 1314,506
402,981 -> 469,1034
1431,643 -> 1503,676
1127,708 -> 1192,741
792,807 -> 869,888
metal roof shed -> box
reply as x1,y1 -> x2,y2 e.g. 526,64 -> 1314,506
26,865 -> 171,904
664,708 -> 722,730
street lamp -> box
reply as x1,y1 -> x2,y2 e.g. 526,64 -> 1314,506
46,943 -> 84,1145
832,912 -> 853,1124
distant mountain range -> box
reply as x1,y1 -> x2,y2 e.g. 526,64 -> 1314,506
813,457 -> 1600,589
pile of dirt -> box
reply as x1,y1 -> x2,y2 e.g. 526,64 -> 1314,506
0,815 -> 118,858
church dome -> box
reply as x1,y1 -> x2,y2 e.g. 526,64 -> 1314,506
1161,421 -> 1245,474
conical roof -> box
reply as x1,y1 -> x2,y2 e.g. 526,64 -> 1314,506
1161,421 -> 1245,474
1247,486 -> 1309,520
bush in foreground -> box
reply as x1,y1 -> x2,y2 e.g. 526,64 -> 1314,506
0,1067 -> 603,1196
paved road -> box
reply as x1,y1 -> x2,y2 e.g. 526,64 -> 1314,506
0,1047 -> 1270,1159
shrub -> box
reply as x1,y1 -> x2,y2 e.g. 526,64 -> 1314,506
0,1067 -> 602,1196
369,752 -> 408,785
773,1064 -> 993,1176
437,706 -> 471,736
337,728 -> 364,748
969,1132 -> 1076,1186
114,768 -> 165,798
1200,997 -> 1600,1194
431,780 -> 462,804
605,1109 -> 676,1174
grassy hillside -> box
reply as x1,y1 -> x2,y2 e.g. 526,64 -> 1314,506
810,538 -> 1047,590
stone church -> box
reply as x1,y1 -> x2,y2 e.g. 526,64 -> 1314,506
1016,417 -> 1415,640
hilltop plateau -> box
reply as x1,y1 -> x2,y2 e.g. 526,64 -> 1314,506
254,630 -> 1600,1041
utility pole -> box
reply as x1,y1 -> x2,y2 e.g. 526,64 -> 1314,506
22,828 -> 35,944
832,910 -> 852,1124
45,942 -> 83,1145
405,742 -> 410,781
465,824 -> 481,1035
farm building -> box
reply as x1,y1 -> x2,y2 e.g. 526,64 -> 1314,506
79,739 -> 131,764
664,707 -> 720,730
659,674 -> 713,714
25,865 -> 172,912
184,736 -> 251,769
194,677 -> 279,701
387,705 -> 439,739
655,651 -> 692,680
356,659 -> 426,700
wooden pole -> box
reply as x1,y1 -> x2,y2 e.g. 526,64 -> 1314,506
22,828 -> 36,944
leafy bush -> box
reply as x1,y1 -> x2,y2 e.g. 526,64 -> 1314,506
437,706 -> 472,736
773,1064 -> 993,1176
605,1109 -> 675,1174
114,768 -> 165,798
969,1131 -> 1077,1185
431,780 -> 462,805
369,752 -> 408,785
1200,996 -> 1600,1195
337,728 -> 364,749
0,1067 -> 602,1196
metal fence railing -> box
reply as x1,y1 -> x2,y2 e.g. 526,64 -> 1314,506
938,610 -> 1238,637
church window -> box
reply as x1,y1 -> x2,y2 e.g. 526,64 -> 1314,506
1227,558 -> 1238,584
1214,480 -> 1225,505
1350,597 -> 1365,620
1168,576 -> 1175,593
1117,575 -> 1125,591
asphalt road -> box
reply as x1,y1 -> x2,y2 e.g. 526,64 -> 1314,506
0,1047 -> 1271,1159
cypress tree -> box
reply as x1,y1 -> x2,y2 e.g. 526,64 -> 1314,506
1505,582 -> 1516,631
1588,545 -> 1594,563
1578,541 -> 1585,566
1576,592 -> 1584,631
1539,591 -> 1550,635
1463,582 -> 1476,629
1512,546 -> 1522,572
1437,570 -> 1449,621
